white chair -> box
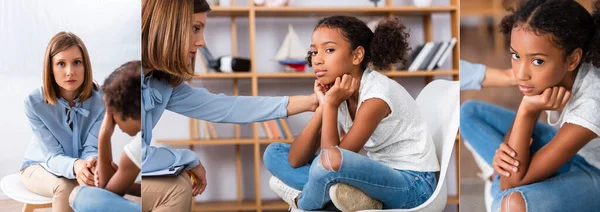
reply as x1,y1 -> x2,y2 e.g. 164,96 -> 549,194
463,141 -> 494,212
1,173 -> 52,212
360,79 -> 460,212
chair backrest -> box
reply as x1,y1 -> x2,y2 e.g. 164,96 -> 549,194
358,80 -> 460,212
416,80 -> 460,165
412,80 -> 460,211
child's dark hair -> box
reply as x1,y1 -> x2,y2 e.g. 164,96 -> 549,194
500,0 -> 600,67
102,61 -> 141,120
306,15 -> 410,71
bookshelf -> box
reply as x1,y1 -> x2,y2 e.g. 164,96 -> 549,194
156,0 -> 460,211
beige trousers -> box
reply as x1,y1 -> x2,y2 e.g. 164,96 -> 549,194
142,172 -> 193,212
21,164 -> 78,212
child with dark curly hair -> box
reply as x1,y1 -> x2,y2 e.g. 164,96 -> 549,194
264,16 -> 439,211
68,60 -> 142,212
461,0 -> 600,211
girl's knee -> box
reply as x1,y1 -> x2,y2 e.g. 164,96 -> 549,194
265,142 -> 282,153
460,100 -> 483,119
264,142 -> 288,170
264,142 -> 285,158
68,186 -> 82,207
500,192 -> 526,212
319,147 -> 342,172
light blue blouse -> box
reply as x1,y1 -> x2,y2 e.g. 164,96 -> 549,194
141,72 -> 290,173
21,87 -> 103,179
460,60 -> 486,91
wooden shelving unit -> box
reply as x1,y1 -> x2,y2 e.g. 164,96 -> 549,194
191,70 -> 459,79
156,0 -> 460,211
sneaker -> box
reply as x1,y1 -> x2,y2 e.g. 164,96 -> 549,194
329,183 -> 382,212
269,176 -> 301,209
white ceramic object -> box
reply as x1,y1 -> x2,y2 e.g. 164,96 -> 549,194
413,0 -> 433,7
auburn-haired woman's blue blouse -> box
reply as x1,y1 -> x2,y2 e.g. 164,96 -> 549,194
141,72 -> 289,173
21,87 -> 103,179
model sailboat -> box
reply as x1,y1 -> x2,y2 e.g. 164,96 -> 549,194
274,25 -> 307,72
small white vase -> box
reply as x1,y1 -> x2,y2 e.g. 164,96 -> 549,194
413,0 -> 432,7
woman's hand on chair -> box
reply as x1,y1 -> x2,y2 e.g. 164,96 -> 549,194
189,163 -> 207,196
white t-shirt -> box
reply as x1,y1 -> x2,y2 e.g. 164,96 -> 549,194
337,69 -> 440,172
546,63 -> 600,169
124,134 -> 142,169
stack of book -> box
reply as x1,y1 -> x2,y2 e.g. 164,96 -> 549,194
261,119 -> 292,140
401,37 -> 457,72
194,119 -> 293,140
197,120 -> 218,139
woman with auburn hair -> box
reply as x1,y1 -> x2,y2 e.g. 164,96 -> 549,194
21,31 -> 104,212
141,0 -> 318,211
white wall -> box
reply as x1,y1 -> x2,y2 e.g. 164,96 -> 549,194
151,0 -> 458,202
0,0 -> 141,199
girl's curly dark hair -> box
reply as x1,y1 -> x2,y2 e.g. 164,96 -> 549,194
500,0 -> 600,67
306,15 -> 410,71
102,61 -> 141,120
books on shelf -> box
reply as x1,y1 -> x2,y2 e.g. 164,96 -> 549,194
426,41 -> 449,71
407,42 -> 433,71
261,121 -> 273,138
260,119 -> 292,140
403,37 -> 457,72
275,119 -> 286,139
435,37 -> 457,70
192,119 -> 292,141
199,120 -> 218,139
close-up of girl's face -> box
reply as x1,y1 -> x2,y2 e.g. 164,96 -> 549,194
52,45 -> 85,96
510,26 -> 577,96
310,26 -> 358,85
188,12 -> 207,68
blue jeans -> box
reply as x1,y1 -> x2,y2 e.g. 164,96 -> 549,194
70,186 -> 141,212
263,142 -> 437,210
461,100 -> 600,211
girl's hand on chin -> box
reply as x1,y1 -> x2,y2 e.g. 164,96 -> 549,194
520,86 -> 571,114
313,80 -> 327,107
324,74 -> 359,107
